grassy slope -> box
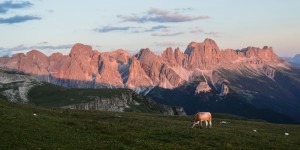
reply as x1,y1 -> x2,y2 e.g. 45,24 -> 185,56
27,83 -> 167,113
28,83 -> 133,107
1,99 -> 300,149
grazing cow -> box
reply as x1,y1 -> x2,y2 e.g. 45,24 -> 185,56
191,112 -> 212,128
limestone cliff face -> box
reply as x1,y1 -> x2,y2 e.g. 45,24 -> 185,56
96,53 -> 123,87
185,39 -> 221,69
126,57 -> 153,88
136,48 -> 184,89
0,39 -> 288,94
103,49 -> 132,64
62,92 -> 133,112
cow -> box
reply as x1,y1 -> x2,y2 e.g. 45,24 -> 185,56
191,112 -> 212,128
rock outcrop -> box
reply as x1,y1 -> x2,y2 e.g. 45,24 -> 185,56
195,82 -> 211,93
0,69 -> 40,102
62,93 -> 133,112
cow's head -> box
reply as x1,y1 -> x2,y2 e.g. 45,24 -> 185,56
190,119 -> 198,128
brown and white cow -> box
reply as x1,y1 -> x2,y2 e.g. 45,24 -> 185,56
191,112 -> 212,128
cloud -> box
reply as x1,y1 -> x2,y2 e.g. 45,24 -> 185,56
152,32 -> 184,36
0,0 -> 33,14
148,7 -> 169,15
190,28 -> 204,33
174,8 -> 193,11
154,42 -> 186,47
118,7 -> 209,23
0,43 -> 74,56
95,25 -> 169,33
141,25 -> 169,32
94,26 -> 135,33
7,44 -> 73,51
204,32 -> 220,37
0,15 -> 41,24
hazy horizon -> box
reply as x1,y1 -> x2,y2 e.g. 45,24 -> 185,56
0,0 -> 299,57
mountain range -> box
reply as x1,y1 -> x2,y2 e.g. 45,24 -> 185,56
1,38 -> 300,123
282,54 -> 300,67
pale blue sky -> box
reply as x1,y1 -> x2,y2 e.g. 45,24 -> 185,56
0,0 -> 299,57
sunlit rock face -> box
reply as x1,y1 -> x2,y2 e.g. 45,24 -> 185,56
0,39 -> 290,94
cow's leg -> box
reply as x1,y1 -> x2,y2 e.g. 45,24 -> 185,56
205,120 -> 208,128
200,120 -> 202,128
209,120 -> 212,128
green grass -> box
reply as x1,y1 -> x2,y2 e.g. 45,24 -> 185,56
28,83 -> 132,107
1,99 -> 300,149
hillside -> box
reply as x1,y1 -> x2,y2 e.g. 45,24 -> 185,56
27,83 -> 175,114
0,98 -> 300,149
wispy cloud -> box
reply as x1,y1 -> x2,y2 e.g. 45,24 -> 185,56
154,42 -> 185,47
204,32 -> 220,37
118,7 -> 209,23
95,25 -> 169,33
190,28 -> 204,33
133,25 -> 169,33
7,44 -> 73,51
0,0 -> 33,14
174,8 -> 193,11
152,32 -> 184,36
0,15 -> 41,24
94,26 -> 135,33
0,43 -> 74,56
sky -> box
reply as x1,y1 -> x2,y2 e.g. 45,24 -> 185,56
0,0 -> 299,57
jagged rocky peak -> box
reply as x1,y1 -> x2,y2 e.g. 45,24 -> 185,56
103,49 -> 132,64
184,38 -> 222,69
244,46 -> 278,61
161,47 -> 177,66
184,41 -> 198,55
135,48 -> 157,60
12,53 -> 26,59
185,38 -> 220,54
161,47 -> 174,58
26,50 -> 49,65
49,52 -> 64,59
203,38 -> 219,48
69,43 -> 94,58
126,57 -> 153,88
96,54 -> 123,87
174,47 -> 187,66
0,56 -> 10,64
26,50 -> 47,58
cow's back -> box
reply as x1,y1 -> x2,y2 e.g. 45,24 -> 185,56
195,112 -> 212,121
